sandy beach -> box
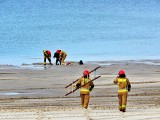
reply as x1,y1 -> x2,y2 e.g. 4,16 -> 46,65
0,60 -> 160,120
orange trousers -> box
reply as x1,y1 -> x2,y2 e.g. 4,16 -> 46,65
80,94 -> 90,109
118,92 -> 128,110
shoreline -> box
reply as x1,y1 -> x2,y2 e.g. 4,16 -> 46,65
1,59 -> 160,68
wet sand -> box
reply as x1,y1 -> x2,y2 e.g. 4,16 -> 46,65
0,60 -> 160,120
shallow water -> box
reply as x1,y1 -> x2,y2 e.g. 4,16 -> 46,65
0,0 -> 160,65
0,92 -> 35,96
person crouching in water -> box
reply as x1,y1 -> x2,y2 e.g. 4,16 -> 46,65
76,70 -> 94,109
113,70 -> 131,112
43,50 -> 52,65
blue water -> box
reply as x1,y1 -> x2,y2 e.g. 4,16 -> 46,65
0,0 -> 160,65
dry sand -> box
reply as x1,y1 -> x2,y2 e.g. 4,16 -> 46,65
0,60 -> 160,120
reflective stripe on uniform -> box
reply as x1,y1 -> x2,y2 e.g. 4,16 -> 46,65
122,104 -> 126,108
80,88 -> 89,92
118,78 -> 127,83
118,106 -> 122,110
118,89 -> 127,92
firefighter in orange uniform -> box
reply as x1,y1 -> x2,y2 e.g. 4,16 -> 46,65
76,70 -> 94,109
113,70 -> 131,112
59,50 -> 67,65
43,50 -> 52,65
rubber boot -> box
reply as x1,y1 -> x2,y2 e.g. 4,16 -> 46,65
122,109 -> 126,112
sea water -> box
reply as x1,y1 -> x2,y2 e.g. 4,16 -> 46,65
0,0 -> 160,65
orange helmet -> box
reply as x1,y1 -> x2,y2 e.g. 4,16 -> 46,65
118,70 -> 125,75
83,70 -> 89,75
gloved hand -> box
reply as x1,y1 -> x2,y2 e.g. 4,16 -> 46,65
128,84 -> 131,92
89,88 -> 93,91
76,83 -> 81,88
89,85 -> 94,91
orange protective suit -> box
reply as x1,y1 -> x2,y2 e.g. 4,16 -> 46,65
76,76 -> 94,109
43,50 -> 52,65
59,50 -> 67,65
114,76 -> 131,112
